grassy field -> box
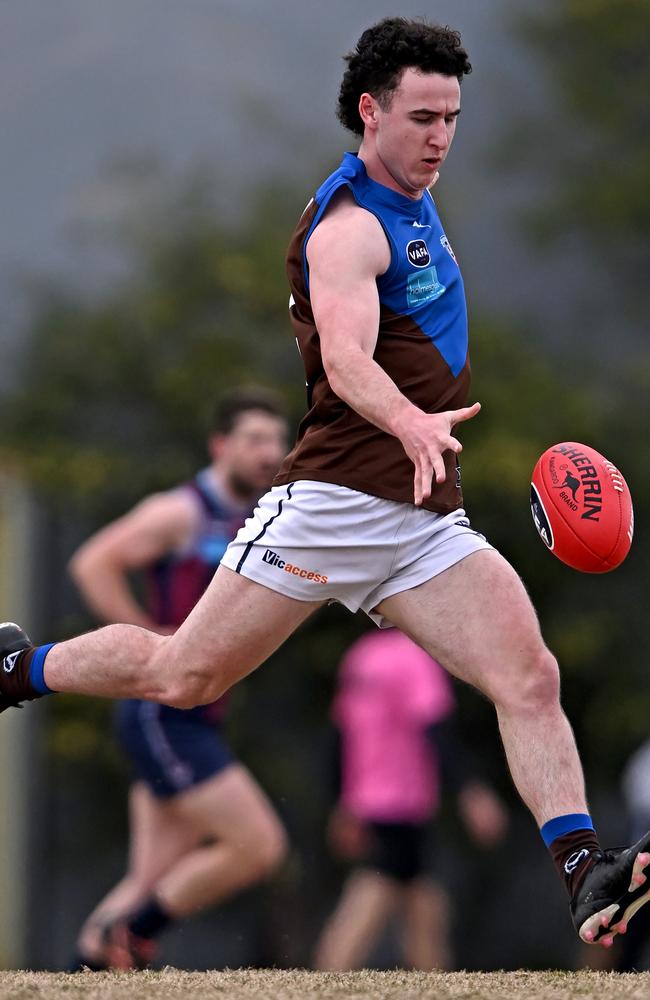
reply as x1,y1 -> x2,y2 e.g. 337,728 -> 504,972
0,970 -> 649,1000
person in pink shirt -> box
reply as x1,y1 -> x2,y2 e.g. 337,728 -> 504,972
314,628 -> 507,970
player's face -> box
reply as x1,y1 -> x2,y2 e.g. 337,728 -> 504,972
212,410 -> 288,497
368,68 -> 461,198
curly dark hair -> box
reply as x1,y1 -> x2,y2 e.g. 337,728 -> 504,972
337,17 -> 472,137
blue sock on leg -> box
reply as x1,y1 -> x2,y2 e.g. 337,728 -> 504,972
541,813 -> 600,897
28,643 -> 57,695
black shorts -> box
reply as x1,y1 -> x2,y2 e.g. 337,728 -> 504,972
114,699 -> 235,799
360,821 -> 429,883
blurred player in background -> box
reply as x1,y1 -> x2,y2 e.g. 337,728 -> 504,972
314,629 -> 507,970
68,388 -> 289,971
4,17 -> 650,951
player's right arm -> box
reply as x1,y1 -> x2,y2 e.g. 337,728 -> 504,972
307,189 -> 480,505
68,492 -> 196,630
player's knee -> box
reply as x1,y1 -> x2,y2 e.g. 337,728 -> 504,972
515,648 -> 560,714
492,645 -> 559,716
152,658 -> 226,709
243,816 -> 289,881
160,675 -> 224,710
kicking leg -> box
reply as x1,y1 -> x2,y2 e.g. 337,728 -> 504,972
377,549 -> 584,826
376,549 -> 650,944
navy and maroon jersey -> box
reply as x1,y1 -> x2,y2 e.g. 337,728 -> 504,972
144,468 -> 252,724
146,468 -> 250,629
274,152 -> 470,514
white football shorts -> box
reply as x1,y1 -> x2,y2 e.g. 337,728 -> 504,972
220,480 -> 493,627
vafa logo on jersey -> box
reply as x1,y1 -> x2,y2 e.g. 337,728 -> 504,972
407,235 -> 458,269
406,239 -> 431,268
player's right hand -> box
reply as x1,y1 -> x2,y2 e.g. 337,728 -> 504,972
394,401 -> 481,506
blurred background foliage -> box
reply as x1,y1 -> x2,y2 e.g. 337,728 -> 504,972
520,0 -> 650,262
509,0 -> 650,354
0,0 -> 648,971
1,178 -> 305,517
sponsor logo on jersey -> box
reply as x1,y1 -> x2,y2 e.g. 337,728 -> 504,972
406,266 -> 446,308
412,220 -> 431,230
440,234 -> 457,263
262,549 -> 328,584
406,239 -> 431,268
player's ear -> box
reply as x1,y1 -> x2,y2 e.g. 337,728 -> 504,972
358,93 -> 379,129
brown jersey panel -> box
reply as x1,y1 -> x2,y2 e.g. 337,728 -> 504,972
274,198 -> 471,513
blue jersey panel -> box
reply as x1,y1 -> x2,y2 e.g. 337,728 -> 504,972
306,153 -> 468,377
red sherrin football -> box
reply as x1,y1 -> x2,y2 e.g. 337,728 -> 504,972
530,442 -> 634,573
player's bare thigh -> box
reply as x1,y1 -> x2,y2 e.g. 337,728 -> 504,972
155,565 -> 324,701
375,549 -> 551,700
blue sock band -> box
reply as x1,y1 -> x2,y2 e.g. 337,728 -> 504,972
540,813 -> 594,848
29,643 -> 57,696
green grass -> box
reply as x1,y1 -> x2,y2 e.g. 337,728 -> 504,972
1,970 -> 650,1000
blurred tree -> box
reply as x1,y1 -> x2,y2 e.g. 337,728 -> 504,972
505,0 -> 650,772
514,0 -> 650,303
0,170 -> 305,520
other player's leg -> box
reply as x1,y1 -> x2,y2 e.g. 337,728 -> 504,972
104,764 -> 288,969
72,780 -> 200,970
150,763 -> 287,913
313,869 -> 400,970
400,876 -> 451,970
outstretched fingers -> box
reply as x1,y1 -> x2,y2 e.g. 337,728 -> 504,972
449,401 -> 481,427
410,403 -> 481,505
414,453 -> 434,506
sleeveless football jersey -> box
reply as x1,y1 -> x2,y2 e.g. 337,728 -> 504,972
146,468 -> 249,629
274,152 -> 471,513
